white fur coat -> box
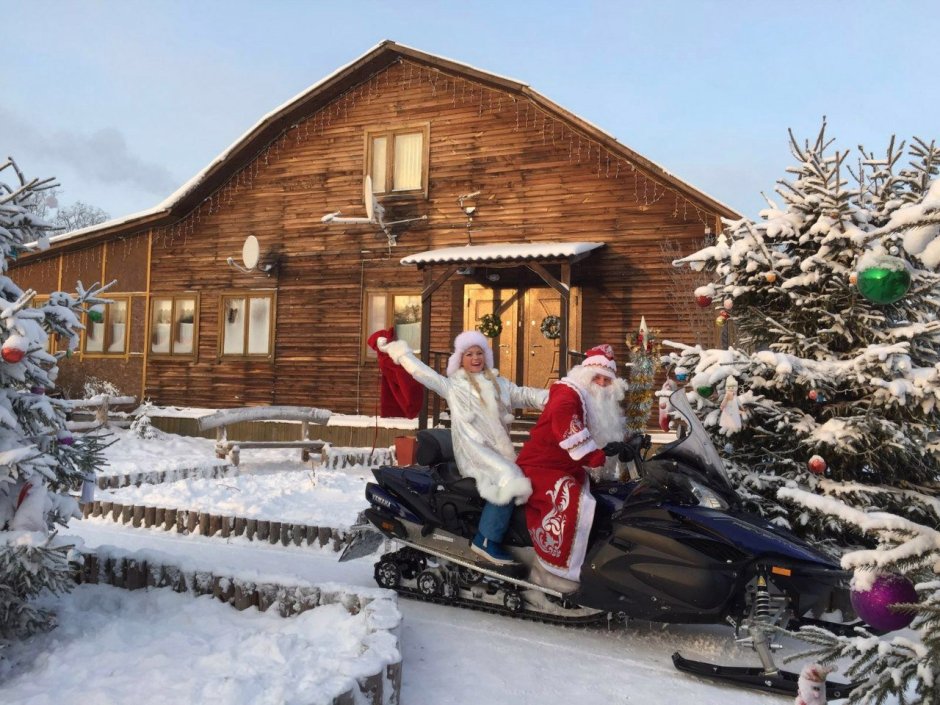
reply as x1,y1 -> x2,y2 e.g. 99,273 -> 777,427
386,341 -> 548,505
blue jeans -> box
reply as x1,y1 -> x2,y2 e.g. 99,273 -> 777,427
477,501 -> 514,543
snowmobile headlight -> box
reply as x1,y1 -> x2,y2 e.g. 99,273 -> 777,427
688,480 -> 728,510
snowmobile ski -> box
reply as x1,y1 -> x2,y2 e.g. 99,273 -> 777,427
671,652 -> 859,699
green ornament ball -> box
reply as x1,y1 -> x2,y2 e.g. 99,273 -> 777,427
87,309 -> 104,323
857,265 -> 911,305
695,385 -> 714,397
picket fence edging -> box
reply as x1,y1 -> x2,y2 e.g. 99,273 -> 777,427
82,500 -> 352,552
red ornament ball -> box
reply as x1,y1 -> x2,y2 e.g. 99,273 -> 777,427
1,343 -> 25,364
808,455 -> 827,474
851,573 -> 918,632
808,390 -> 818,401
696,294 -> 713,308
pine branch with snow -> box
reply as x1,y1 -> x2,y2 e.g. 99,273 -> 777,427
779,487 -> 939,705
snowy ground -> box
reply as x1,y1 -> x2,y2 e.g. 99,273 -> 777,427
2,431 -> 806,704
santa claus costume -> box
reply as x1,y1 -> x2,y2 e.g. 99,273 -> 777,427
379,331 -> 548,564
518,344 -> 626,585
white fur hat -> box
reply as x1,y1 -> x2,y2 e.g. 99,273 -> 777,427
446,330 -> 494,376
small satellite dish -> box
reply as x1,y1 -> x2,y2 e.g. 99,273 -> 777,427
242,235 -> 260,269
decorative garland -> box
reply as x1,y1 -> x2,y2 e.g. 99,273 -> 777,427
540,315 -> 561,340
478,313 -> 502,339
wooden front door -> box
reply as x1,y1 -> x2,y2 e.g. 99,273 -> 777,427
523,287 -> 581,389
463,284 -> 520,380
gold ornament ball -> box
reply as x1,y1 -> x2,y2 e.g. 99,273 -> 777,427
715,316 -> 726,327
849,272 -> 858,285
765,272 -> 777,283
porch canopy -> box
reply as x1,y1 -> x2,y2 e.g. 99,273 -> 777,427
400,241 -> 605,428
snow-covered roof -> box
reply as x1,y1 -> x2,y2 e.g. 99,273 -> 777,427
400,242 -> 604,266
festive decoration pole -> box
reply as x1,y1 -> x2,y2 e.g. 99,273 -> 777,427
624,317 -> 660,435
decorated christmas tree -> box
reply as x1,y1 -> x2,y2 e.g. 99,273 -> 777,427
665,124 -> 940,535
0,158 -> 109,647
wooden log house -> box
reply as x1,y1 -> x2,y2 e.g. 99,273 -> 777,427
12,41 -> 737,419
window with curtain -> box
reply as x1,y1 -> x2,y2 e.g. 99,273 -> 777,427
363,290 -> 422,360
220,292 -> 275,358
366,124 -> 429,196
83,296 -> 131,356
150,294 -> 198,356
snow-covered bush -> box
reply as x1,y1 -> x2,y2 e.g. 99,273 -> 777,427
130,400 -> 162,440
0,159 -> 110,648
82,376 -> 122,399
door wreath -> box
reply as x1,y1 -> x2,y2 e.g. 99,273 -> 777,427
478,313 -> 503,338
540,315 -> 561,340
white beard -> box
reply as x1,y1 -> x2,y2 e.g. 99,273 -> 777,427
566,366 -> 627,446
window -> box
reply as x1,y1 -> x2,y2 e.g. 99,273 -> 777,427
364,291 -> 421,359
366,124 -> 429,196
150,294 -> 198,356
219,293 -> 275,358
83,296 -> 130,355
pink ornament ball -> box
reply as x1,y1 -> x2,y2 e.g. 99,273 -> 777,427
851,573 -> 918,632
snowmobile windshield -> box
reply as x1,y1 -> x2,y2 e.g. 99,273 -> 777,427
656,389 -> 734,494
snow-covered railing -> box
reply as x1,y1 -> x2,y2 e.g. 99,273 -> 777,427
74,546 -> 402,705
64,394 -> 138,431
197,406 -> 332,467
81,499 -> 354,552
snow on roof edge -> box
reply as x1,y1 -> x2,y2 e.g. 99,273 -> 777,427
400,241 -> 605,265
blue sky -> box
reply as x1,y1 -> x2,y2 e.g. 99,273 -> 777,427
3,0 -> 937,221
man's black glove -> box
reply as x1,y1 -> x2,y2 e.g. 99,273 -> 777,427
602,441 -> 625,457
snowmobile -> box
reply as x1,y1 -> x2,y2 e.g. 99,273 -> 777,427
341,389 -> 861,697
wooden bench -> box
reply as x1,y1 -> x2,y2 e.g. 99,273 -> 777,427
65,395 -> 138,431
197,406 -> 332,467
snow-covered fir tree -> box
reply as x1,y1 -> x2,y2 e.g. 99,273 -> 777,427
779,486 -> 939,705
665,123 -> 940,537
0,158 -> 110,648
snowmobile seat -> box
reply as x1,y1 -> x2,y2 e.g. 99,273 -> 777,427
416,429 -> 462,483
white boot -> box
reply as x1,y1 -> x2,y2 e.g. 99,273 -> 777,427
528,559 -> 579,595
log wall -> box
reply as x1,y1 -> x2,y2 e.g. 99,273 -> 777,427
12,58 -> 728,413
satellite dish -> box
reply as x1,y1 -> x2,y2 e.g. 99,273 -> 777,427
242,235 -> 260,269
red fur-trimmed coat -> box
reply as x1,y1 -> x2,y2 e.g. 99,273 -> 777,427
517,380 -> 605,576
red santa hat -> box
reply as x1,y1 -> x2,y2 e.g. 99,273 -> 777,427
580,344 -> 617,378
446,330 -> 495,376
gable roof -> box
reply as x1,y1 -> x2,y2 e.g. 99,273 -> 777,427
30,40 -> 738,256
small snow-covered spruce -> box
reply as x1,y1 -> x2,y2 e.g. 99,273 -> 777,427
779,487 -> 938,705
0,158 -> 112,648
130,400 -> 161,440
667,123 -> 940,539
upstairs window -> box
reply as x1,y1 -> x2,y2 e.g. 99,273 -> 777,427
83,296 -> 130,356
366,124 -> 429,197
220,292 -> 275,358
150,294 -> 198,357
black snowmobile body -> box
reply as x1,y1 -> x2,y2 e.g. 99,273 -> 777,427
347,390 -> 860,697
